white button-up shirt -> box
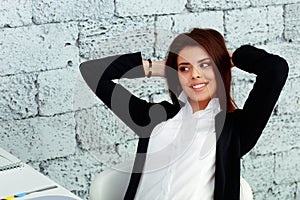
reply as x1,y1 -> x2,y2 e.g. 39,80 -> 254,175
135,92 -> 221,200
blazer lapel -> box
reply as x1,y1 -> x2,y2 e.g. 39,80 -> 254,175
124,137 -> 150,200
214,110 -> 226,199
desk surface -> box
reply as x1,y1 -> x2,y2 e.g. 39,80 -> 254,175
0,148 -> 82,200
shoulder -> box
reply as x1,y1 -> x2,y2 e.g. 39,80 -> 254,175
216,109 -> 242,132
159,100 -> 182,120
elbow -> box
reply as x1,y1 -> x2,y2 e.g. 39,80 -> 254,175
281,58 -> 289,81
275,56 -> 289,84
267,55 -> 289,87
79,62 -> 86,79
79,61 -> 90,81
78,60 -> 100,93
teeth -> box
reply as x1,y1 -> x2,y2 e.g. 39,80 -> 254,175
192,83 -> 206,89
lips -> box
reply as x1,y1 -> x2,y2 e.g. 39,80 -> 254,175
190,82 -> 208,89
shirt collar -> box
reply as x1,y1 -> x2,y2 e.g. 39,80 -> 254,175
177,91 -> 221,117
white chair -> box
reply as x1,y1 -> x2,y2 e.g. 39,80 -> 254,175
240,176 -> 253,200
90,164 -> 253,200
89,161 -> 133,200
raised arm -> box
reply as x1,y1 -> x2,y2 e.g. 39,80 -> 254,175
79,53 -> 179,138
232,45 -> 289,156
142,60 -> 166,77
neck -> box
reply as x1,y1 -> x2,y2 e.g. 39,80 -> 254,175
189,99 -> 211,113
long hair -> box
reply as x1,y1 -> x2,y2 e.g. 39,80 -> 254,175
165,28 -> 238,112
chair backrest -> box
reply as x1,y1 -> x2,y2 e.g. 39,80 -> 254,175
90,163 -> 253,200
89,161 -> 133,200
240,176 -> 253,200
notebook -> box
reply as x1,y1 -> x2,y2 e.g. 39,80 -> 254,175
0,147 -> 81,199
0,147 -> 57,199
0,147 -> 23,171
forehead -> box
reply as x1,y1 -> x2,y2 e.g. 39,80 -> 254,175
177,46 -> 209,62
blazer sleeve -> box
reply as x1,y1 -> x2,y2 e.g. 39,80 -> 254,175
79,52 -> 179,138
232,45 -> 289,156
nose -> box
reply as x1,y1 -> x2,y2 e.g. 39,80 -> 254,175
191,67 -> 202,79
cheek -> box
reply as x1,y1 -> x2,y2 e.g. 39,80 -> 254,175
203,68 -> 216,80
205,69 -> 217,90
178,73 -> 188,86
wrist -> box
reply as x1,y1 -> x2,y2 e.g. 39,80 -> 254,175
143,59 -> 152,77
143,59 -> 166,77
146,59 -> 152,78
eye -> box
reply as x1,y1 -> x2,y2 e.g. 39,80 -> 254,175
179,66 -> 189,72
199,62 -> 212,68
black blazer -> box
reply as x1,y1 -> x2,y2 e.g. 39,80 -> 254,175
79,45 -> 289,200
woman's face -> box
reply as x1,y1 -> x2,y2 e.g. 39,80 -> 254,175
177,46 -> 217,112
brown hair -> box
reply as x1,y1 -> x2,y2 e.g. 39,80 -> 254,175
165,28 -> 238,112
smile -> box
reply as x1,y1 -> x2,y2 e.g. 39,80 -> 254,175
190,82 -> 208,89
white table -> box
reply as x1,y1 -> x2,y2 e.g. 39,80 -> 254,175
0,147 -> 81,199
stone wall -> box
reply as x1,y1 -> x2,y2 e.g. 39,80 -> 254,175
0,0 -> 299,199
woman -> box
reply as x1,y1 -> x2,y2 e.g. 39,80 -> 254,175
80,28 -> 289,199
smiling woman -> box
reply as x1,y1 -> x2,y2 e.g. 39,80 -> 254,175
79,28 -> 289,200
165,29 -> 237,114
176,46 -> 217,112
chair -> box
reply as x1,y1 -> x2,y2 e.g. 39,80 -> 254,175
89,161 -> 133,200
240,176 -> 253,200
90,163 -> 253,200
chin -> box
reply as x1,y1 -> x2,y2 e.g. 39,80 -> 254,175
188,92 -> 211,101
188,96 -> 212,104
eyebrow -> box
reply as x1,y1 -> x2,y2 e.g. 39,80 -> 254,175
178,58 -> 211,66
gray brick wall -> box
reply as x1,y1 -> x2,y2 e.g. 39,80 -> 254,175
0,1 -> 299,199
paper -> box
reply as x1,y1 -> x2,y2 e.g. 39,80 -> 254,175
0,148 -> 80,200
29,195 -> 76,200
0,165 -> 56,198
0,148 -> 54,198
0,147 -> 23,171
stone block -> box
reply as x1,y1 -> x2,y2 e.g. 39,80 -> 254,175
155,11 -> 224,58
225,6 -> 284,48
268,182 -> 297,200
0,22 -> 79,76
250,182 -> 297,200
79,17 -> 155,60
251,0 -> 300,7
0,0 -> 32,28
75,105 -> 138,165
39,151 -> 103,199
0,73 -> 38,121
38,67 -> 80,115
242,153 -> 275,193
115,0 -> 186,17
187,0 -> 251,11
251,114 -> 300,155
274,148 -> 300,184
276,77 -> 300,115
284,3 -> 300,43
39,67 -> 103,114
0,113 -> 76,161
32,0 -> 114,24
